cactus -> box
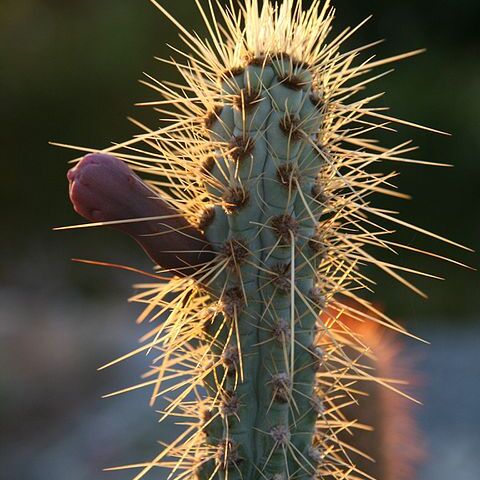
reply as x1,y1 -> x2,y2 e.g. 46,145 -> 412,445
328,305 -> 424,480
63,1 -> 469,479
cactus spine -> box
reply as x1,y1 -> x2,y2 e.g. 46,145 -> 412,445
65,1 -> 467,479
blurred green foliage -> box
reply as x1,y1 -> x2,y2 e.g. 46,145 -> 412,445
1,0 -> 478,317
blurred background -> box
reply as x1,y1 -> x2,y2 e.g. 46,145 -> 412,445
1,1 -> 479,479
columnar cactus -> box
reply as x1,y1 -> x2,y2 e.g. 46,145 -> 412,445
64,1 -> 467,479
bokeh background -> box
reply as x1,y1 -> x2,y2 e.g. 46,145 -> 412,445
1,1 -> 479,479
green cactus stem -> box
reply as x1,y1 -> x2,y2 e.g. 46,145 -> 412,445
193,53 -> 325,479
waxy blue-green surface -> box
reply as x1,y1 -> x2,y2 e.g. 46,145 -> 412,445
201,56 -> 326,480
